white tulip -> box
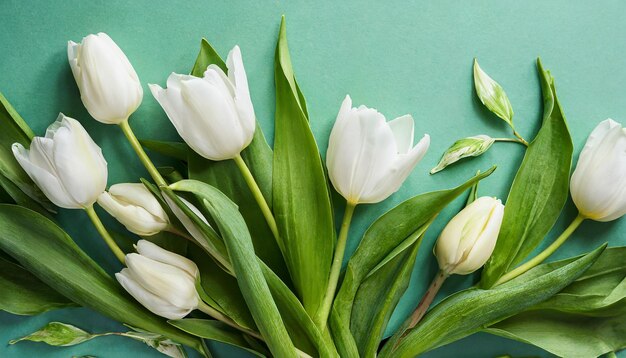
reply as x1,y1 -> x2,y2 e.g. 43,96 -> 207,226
434,196 -> 504,275
326,95 -> 430,204
97,183 -> 169,236
68,32 -> 143,124
12,114 -> 107,209
149,45 -> 255,161
570,119 -> 626,222
116,240 -> 199,320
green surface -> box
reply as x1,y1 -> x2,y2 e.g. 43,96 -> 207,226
1,0 -> 625,357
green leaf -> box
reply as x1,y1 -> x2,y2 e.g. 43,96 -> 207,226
273,15 -> 334,318
170,318 -> 264,357
140,140 -> 189,161
0,256 -> 75,315
430,135 -> 495,174
483,247 -> 626,358
11,322 -> 187,358
473,59 -> 515,127
0,204 -> 205,354
169,180 -> 297,357
186,37 -> 288,281
330,168 -> 495,357
350,239 -> 424,357
481,59 -> 574,288
380,244 -> 606,358
0,92 -> 53,215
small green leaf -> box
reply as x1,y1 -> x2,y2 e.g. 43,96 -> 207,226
140,140 -> 189,161
473,59 -> 514,127
380,244 -> 606,358
0,256 -> 75,315
10,322 -> 93,346
481,59 -> 574,288
430,135 -> 495,174
273,16 -> 335,318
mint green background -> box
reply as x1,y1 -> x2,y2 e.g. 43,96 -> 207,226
1,0 -> 625,357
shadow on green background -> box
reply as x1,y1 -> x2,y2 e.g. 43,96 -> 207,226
1,0 -> 624,357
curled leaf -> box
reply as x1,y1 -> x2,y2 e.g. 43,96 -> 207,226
473,59 -> 514,127
430,135 -> 495,174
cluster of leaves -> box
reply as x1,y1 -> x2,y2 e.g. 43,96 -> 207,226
0,16 -> 624,358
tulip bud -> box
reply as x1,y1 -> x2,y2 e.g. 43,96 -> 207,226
149,45 -> 256,161
68,33 -> 143,124
473,59 -> 514,126
434,196 -> 504,275
570,119 -> 626,222
116,240 -> 199,319
326,95 -> 430,204
12,114 -> 107,209
97,183 -> 169,236
430,135 -> 495,174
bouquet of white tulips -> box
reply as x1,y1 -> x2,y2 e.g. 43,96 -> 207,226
1,17 -> 626,358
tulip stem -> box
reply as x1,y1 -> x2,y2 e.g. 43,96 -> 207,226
495,213 -> 586,286
233,154 -> 283,250
315,201 -> 357,331
85,205 -> 126,264
494,137 -> 528,146
119,119 -> 167,187
392,270 -> 448,348
512,130 -> 529,146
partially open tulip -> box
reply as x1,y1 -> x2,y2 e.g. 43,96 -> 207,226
116,240 -> 199,319
326,95 -> 430,204
149,46 -> 255,161
68,32 -> 143,124
12,114 -> 107,209
570,119 -> 626,222
97,183 -> 169,236
435,196 -> 504,275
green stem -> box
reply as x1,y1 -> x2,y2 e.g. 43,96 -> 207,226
119,119 -> 167,187
493,137 -> 527,146
495,213 -> 586,286
85,205 -> 126,264
233,154 -> 283,250
512,129 -> 529,146
315,202 -> 357,331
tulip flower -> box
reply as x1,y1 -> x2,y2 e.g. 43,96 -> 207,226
149,45 -> 255,161
570,119 -> 626,222
317,95 -> 430,329
116,240 -> 199,319
394,196 -> 504,337
434,196 -> 504,275
98,183 -> 169,236
68,33 -> 143,124
326,95 -> 430,205
12,113 -> 107,209
495,119 -> 626,286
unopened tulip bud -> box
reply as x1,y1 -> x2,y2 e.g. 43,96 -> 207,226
326,95 -> 430,205
116,240 -> 199,319
149,46 -> 256,161
570,119 -> 626,222
12,114 -> 107,209
68,33 -> 143,124
98,183 -> 169,236
435,196 -> 504,275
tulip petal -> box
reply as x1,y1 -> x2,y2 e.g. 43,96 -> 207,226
52,115 -> 107,207
388,114 -> 415,154
226,45 -> 256,137
456,199 -> 504,274
12,143 -> 79,209
108,183 -> 167,221
125,254 -> 199,309
135,240 -> 198,277
116,270 -> 192,320
97,192 -> 166,236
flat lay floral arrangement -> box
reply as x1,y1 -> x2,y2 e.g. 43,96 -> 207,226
1,16 -> 625,358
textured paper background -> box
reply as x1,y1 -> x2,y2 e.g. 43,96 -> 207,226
1,0 -> 625,356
